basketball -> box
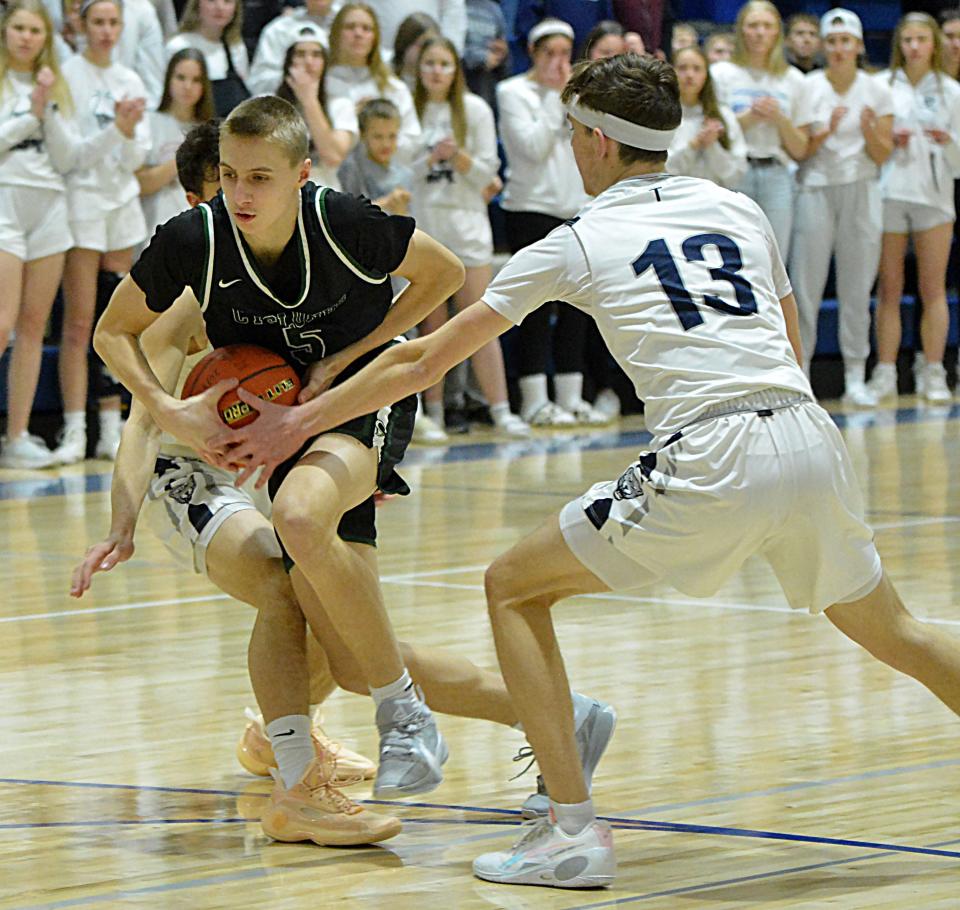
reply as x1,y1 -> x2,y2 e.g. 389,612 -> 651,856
181,344 -> 301,428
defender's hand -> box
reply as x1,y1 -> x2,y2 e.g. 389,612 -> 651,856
70,534 -> 135,597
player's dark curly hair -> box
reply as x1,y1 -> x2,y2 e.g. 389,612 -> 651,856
176,118 -> 221,197
561,53 -> 680,165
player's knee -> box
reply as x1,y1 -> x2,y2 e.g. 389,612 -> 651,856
61,314 -> 96,348
272,498 -> 337,563
484,554 -> 528,616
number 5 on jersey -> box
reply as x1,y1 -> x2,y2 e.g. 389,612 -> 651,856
632,232 -> 758,331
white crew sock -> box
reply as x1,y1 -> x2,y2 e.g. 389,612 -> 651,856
63,410 -> 86,433
424,400 -> 444,424
99,408 -> 121,435
844,358 -> 866,386
554,372 -> 584,411
489,401 -> 512,425
550,797 -> 595,836
370,668 -> 416,707
519,374 -> 548,418
266,714 -> 314,789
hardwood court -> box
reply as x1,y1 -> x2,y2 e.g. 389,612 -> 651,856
1,401 -> 959,909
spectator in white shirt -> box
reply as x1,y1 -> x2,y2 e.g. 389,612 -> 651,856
325,3 -> 420,162
166,0 -> 249,115
0,0 -> 75,468
136,47 -> 214,243
247,0 -> 340,95
711,0 -> 811,261
392,12 -> 440,93
496,18 -> 602,427
57,0 -> 151,464
411,36 -> 529,438
367,0 -> 466,59
868,12 -> 960,404
275,26 -> 357,188
790,9 -> 894,407
114,0 -> 166,106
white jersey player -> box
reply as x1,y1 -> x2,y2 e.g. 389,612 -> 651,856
218,52 -> 960,891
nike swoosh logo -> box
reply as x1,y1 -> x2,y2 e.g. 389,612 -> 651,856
274,729 -> 296,737
218,278 -> 241,288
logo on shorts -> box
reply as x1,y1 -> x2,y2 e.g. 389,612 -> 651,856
167,475 -> 197,504
614,466 -> 644,501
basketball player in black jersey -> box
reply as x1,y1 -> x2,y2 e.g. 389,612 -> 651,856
93,97 -> 466,840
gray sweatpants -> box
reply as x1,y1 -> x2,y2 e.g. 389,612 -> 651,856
790,179 -> 882,368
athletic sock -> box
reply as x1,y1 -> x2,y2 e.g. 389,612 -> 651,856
63,410 -> 86,433
266,714 -> 314,789
489,401 -> 511,425
424,400 -> 444,425
99,408 -> 121,436
554,372 -> 584,411
370,668 -> 416,707
844,358 -> 866,385
519,374 -> 548,418
550,797 -> 595,836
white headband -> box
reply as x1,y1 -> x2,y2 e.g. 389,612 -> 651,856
528,19 -> 575,45
564,95 -> 677,151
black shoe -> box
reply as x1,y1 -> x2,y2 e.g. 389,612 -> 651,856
444,408 -> 470,435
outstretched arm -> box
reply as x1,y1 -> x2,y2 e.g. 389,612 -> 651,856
218,301 -> 514,487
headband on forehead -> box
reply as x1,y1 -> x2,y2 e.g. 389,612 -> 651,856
79,0 -> 122,17
564,95 -> 677,151
528,19 -> 575,45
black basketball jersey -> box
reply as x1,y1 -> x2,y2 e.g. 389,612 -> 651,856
131,182 -> 416,371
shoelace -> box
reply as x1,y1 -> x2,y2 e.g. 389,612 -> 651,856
380,705 -> 430,758
510,745 -> 537,781
306,756 -> 360,814
511,817 -> 554,851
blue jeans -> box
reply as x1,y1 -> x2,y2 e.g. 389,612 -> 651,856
737,162 -> 796,263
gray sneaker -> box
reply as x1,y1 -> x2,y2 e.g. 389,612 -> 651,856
373,693 -> 448,799
519,694 -> 617,818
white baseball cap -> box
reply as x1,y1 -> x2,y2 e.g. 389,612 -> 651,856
820,8 -> 863,40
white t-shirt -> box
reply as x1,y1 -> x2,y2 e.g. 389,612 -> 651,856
482,173 -> 812,437
496,72 -> 588,218
140,111 -> 191,239
710,60 -> 812,163
325,65 -> 420,162
247,9 -> 335,95
367,0 -> 467,58
165,32 -> 250,82
798,70 -> 895,188
667,102 -> 748,188
410,93 -> 498,213
115,0 -> 167,107
878,68 -> 960,217
61,55 -> 152,218
309,95 -> 358,190
0,72 -> 73,190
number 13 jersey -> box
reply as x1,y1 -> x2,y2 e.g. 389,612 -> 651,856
482,173 -> 813,437
131,181 -> 415,371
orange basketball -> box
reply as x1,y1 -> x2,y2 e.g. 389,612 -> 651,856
181,344 -> 301,429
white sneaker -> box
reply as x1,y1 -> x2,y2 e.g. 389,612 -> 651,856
51,425 -> 87,464
473,817 -> 616,889
94,422 -> 122,460
566,400 -> 614,426
412,412 -> 449,445
841,379 -> 877,408
520,694 -> 617,819
0,433 -> 55,469
913,352 -> 926,397
494,412 -> 532,438
373,691 -> 448,798
524,402 -> 576,427
593,388 -> 621,420
866,364 -> 898,401
923,362 -> 952,403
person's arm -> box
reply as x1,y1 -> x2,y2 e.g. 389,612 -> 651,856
93,272 -> 235,455
497,79 -> 567,165
775,108 -> 809,161
862,111 -> 894,166
221,301 -> 513,486
705,110 -> 748,186
455,96 -> 499,189
71,301 -> 205,596
779,292 -> 802,364
297,229 -> 465,400
300,95 -> 353,168
136,155 -> 179,196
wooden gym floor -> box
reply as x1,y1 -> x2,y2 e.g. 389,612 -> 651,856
1,398 -> 958,909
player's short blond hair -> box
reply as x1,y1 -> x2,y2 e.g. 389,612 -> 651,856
220,96 -> 310,166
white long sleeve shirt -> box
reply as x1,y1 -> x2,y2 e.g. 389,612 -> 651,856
667,102 -> 747,188
61,55 -> 152,218
115,0 -> 167,107
878,68 -> 960,218
410,93 -> 498,214
496,72 -> 587,218
0,72 -> 74,189
325,65 -> 420,163
140,111 -> 191,238
368,0 -> 467,57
